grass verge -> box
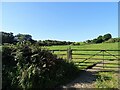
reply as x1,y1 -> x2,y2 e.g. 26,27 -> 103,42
95,71 -> 119,88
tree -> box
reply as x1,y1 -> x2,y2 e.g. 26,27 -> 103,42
1,32 -> 15,44
96,35 -> 103,43
92,39 -> 97,43
102,33 -> 112,41
15,34 -> 32,42
86,40 -> 91,43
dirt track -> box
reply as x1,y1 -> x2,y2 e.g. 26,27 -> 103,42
62,70 -> 98,88
61,60 -> 118,88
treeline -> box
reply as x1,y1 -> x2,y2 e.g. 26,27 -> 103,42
0,32 -> 73,46
0,32 -> 36,44
37,40 -> 73,46
0,32 -> 120,46
85,33 -> 113,44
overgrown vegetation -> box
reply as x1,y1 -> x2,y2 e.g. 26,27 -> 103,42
95,72 -> 118,88
2,44 -> 80,89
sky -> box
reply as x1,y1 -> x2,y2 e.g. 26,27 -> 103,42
2,2 -> 118,42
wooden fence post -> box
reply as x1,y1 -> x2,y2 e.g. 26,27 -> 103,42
67,46 -> 72,62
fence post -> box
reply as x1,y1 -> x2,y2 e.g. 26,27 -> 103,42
67,46 -> 72,62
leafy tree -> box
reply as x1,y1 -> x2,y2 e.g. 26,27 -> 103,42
86,40 -> 91,43
0,32 -> 15,44
97,35 -> 103,40
15,34 -> 32,42
36,40 -> 73,46
72,42 -> 80,45
85,33 -> 112,44
102,33 -> 112,41
96,35 -> 103,43
92,39 -> 97,43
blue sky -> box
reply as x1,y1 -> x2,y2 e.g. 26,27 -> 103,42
2,2 -> 118,42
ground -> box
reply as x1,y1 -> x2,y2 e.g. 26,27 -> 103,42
62,70 -> 97,88
61,60 -> 119,89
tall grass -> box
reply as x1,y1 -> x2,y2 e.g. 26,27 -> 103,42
95,72 -> 118,88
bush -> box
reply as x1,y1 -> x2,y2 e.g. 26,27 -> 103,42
2,44 -> 79,89
105,38 -> 120,43
2,46 -> 19,89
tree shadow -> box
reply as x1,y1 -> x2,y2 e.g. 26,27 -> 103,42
56,70 -> 119,89
66,70 -> 98,85
55,70 -> 99,89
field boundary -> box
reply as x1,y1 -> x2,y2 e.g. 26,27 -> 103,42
50,47 -> 120,71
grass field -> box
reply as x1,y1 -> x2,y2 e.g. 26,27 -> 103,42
45,42 -> 119,50
44,42 -> 119,60
42,42 -> 119,70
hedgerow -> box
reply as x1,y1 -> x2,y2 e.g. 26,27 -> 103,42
2,44 -> 79,89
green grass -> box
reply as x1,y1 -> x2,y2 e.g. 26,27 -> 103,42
45,42 -> 119,88
45,42 -> 119,50
95,72 -> 119,88
44,42 -> 119,70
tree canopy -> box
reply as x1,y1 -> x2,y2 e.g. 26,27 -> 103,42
0,32 -> 14,44
1,32 -> 118,45
102,33 -> 112,41
85,33 -> 112,44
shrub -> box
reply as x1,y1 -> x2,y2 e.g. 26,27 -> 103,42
2,44 -> 79,89
2,46 -> 19,89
